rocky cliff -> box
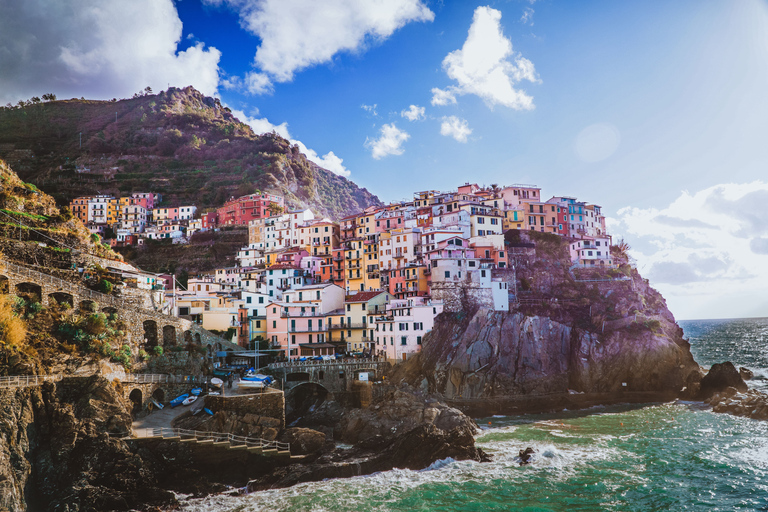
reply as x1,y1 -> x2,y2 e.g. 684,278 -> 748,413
395,231 -> 701,410
0,376 -> 177,512
0,87 -> 381,219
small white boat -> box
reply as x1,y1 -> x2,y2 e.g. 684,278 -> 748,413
238,379 -> 266,389
210,378 -> 223,387
182,395 -> 198,406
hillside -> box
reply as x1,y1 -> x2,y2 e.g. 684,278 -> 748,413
0,158 -> 120,269
0,87 -> 381,219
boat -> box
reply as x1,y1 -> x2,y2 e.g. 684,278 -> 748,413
239,373 -> 274,389
204,408 -> 213,416
190,387 -> 202,396
169,393 -> 189,407
210,378 -> 223,387
149,397 -> 164,410
182,395 -> 198,406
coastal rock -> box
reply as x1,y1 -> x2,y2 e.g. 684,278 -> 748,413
335,388 -> 477,446
397,307 -> 699,405
740,367 -> 754,381
279,428 -> 327,455
698,362 -> 748,399
0,376 -> 177,512
708,388 -> 768,421
249,423 -> 489,492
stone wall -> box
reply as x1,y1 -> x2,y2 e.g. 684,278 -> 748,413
205,389 -> 285,430
431,282 -> 494,312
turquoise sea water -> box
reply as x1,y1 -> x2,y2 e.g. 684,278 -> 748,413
179,318 -> 768,511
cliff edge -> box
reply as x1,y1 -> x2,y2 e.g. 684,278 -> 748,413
394,231 -> 701,413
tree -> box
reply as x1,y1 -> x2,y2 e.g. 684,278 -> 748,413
144,86 -> 153,95
267,203 -> 284,216
42,93 -> 56,102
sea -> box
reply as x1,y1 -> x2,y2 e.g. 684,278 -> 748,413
178,317 -> 768,511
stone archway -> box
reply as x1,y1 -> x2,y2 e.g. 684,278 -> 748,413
128,389 -> 143,412
143,320 -> 158,350
152,388 -> 165,404
194,333 -> 201,344
0,274 -> 8,294
48,292 -> 74,308
184,330 -> 193,345
102,306 -> 118,316
163,325 -> 176,346
15,282 -> 41,303
285,382 -> 329,419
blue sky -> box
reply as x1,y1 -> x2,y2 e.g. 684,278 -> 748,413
1,0 -> 768,319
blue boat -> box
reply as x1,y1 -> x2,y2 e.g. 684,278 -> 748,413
204,408 -> 213,416
190,387 -> 202,396
170,393 -> 189,407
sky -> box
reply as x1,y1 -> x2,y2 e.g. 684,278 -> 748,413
1,0 -> 768,320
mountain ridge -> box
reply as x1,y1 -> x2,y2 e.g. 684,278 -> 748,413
0,86 -> 382,219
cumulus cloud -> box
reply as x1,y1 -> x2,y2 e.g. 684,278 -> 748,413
231,109 -> 350,177
430,88 -> 458,106
431,6 -> 540,110
401,105 -> 425,121
365,123 -> 409,159
440,116 -> 472,143
612,181 -> 768,318
0,0 -> 221,104
208,0 -> 434,92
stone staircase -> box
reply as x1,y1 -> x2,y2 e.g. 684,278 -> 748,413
130,427 -> 301,461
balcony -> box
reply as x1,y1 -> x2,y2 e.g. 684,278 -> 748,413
288,327 -> 328,333
328,322 -> 368,330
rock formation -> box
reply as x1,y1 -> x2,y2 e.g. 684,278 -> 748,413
394,232 -> 701,411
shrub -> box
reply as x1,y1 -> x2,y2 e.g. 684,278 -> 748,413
153,346 -> 163,356
84,313 -> 107,335
0,295 -> 26,347
138,349 -> 149,361
97,279 -> 113,294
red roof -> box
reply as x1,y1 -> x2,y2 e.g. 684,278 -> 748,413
345,291 -> 387,303
269,263 -> 300,270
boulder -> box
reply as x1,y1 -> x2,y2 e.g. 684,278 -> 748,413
279,428 -> 326,455
740,367 -> 754,381
698,362 -> 748,400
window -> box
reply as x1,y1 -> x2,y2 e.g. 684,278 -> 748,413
291,335 -> 296,344
272,320 -> 276,328
445,271 -> 450,278
401,336 -> 407,345
346,304 -> 350,311
417,336 -> 422,345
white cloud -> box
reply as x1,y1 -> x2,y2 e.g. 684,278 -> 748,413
362,104 -> 378,116
440,116 -> 472,142
208,0 -> 434,92
521,7 -> 534,25
365,123 -> 409,159
401,104 -> 425,121
431,6 -> 540,110
611,181 -> 768,319
231,109 -> 350,177
0,0 -> 221,104
430,88 -> 458,106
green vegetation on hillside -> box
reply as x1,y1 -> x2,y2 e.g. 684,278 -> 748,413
0,87 -> 381,219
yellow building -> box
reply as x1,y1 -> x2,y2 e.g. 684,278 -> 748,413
328,291 -> 392,353
344,238 -> 365,292
503,208 -> 525,231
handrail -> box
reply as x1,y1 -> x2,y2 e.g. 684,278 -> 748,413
268,359 -> 385,369
0,374 -> 63,388
104,372 -> 205,384
132,427 -> 290,451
